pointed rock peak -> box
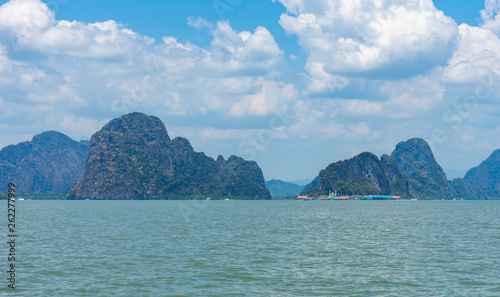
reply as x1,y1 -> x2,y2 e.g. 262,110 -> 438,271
380,154 -> 391,161
463,148 -> 500,199
391,138 -> 451,199
172,137 -> 193,151
488,149 -> 500,160
217,154 -> 225,163
390,138 -> 436,164
32,131 -> 72,143
354,152 -> 380,161
227,155 -> 246,163
101,112 -> 170,141
393,138 -> 432,154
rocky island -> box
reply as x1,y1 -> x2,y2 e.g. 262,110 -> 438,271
0,131 -> 89,195
301,138 -> 496,200
67,112 -> 271,200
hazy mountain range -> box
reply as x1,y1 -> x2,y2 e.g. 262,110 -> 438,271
299,138 -> 497,200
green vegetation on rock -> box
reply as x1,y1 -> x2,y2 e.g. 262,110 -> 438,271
448,178 -> 486,200
464,149 -> 500,199
301,138 -> 483,200
67,112 -> 271,200
265,179 -> 304,197
301,152 -> 391,197
390,138 -> 452,200
0,131 -> 89,195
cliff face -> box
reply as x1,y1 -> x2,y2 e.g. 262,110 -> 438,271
0,131 -> 89,194
301,152 -> 390,196
449,178 -> 487,200
390,138 -> 452,200
381,154 -> 412,198
302,138 -> 462,199
67,112 -> 270,200
464,149 -> 500,199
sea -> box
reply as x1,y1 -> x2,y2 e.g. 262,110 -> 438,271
2,200 -> 499,296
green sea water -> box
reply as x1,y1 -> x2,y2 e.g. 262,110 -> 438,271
2,200 -> 500,296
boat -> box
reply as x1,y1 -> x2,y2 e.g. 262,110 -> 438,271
17,198 -> 24,201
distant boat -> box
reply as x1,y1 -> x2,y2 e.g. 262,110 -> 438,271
17,198 -> 24,201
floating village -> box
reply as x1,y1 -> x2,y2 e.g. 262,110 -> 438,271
297,191 -> 401,201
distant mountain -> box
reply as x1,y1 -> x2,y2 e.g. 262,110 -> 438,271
300,152 -> 391,196
301,138 -> 463,199
448,178 -> 486,200
390,138 -> 452,200
300,176 -> 319,197
265,179 -> 304,196
0,131 -> 89,195
67,112 -> 271,200
463,149 -> 500,199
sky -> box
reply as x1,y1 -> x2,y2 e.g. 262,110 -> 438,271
0,0 -> 499,182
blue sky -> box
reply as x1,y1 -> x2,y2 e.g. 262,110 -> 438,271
0,0 -> 499,182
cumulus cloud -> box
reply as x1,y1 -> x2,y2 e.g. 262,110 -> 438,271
442,24 -> 500,83
187,16 -> 213,30
230,79 -> 298,116
0,0 -> 289,144
0,44 -> 8,72
481,0 -> 500,36
383,75 -> 446,113
276,0 -> 458,87
0,0 -> 152,59
0,0 -> 55,41
207,21 -> 283,74
305,62 -> 348,94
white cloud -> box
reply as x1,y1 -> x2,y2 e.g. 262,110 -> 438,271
442,24 -> 500,83
0,0 -> 288,127
230,79 -> 298,116
383,75 -> 446,113
207,21 -> 283,74
0,97 -> 17,117
26,85 -> 86,107
35,20 -> 146,58
305,62 -> 348,94
164,93 -> 189,116
334,99 -> 383,116
0,0 -> 151,59
277,0 -> 458,84
187,16 -> 213,30
59,115 -> 106,140
0,44 -> 8,72
481,0 -> 500,36
0,0 -> 54,40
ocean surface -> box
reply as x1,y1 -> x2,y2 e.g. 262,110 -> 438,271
2,200 -> 500,296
